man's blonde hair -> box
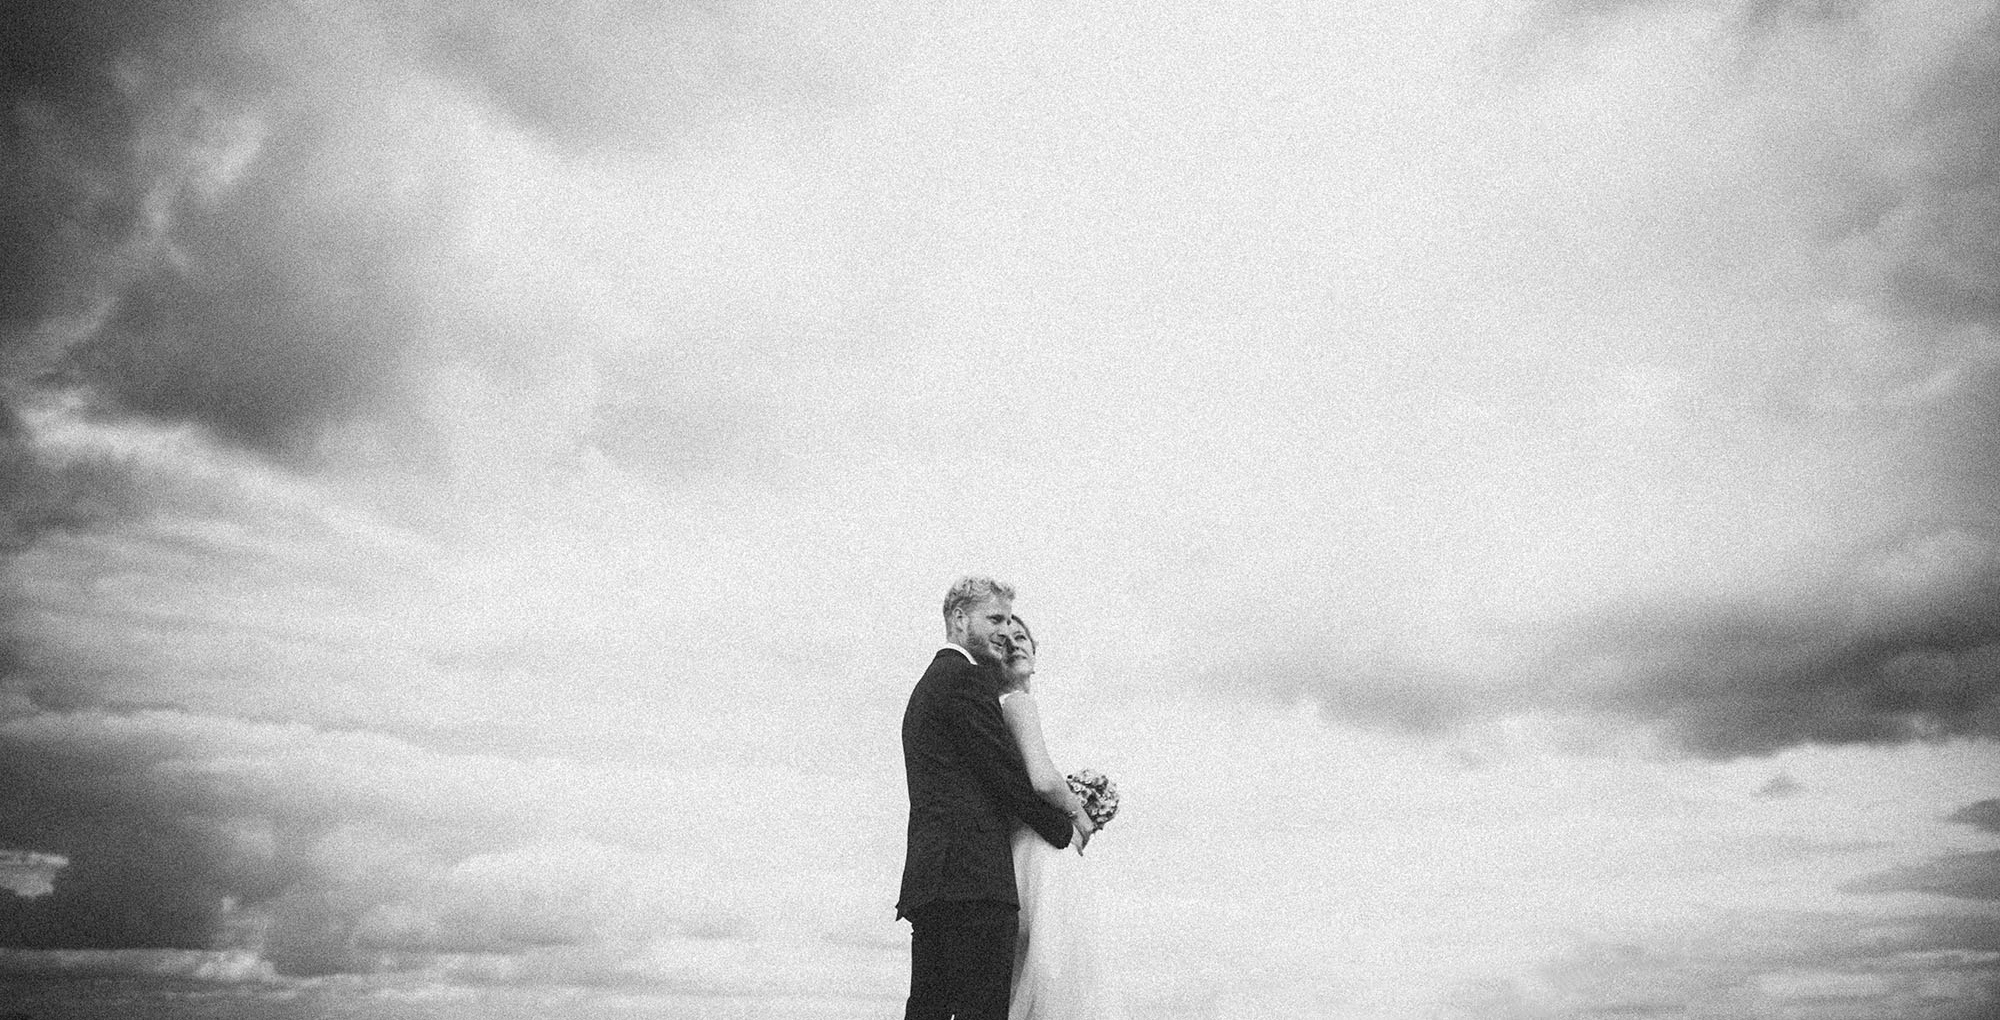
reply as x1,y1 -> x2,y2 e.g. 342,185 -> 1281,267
942,575 -> 1015,621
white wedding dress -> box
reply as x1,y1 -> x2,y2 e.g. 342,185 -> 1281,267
1009,823 -> 1129,1019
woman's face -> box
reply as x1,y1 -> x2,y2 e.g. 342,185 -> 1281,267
1002,621 -> 1036,681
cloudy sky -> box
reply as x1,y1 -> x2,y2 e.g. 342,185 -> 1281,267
2,0 -> 1997,1016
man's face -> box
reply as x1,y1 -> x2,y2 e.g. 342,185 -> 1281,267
958,597 -> 1015,664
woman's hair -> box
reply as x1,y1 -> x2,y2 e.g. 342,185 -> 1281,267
942,575 -> 1015,621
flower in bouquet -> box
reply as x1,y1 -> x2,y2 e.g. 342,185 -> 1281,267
1066,768 -> 1119,829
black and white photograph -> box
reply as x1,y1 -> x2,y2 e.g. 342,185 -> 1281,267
3,1 -> 1998,1017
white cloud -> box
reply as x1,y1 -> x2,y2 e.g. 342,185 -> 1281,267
0,851 -> 67,898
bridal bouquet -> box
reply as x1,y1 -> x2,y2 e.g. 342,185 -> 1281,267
1066,768 -> 1120,829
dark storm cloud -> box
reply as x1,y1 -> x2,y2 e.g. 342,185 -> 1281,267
1843,850 -> 2000,901
0,437 -> 149,548
1218,0 -> 2000,759
0,712 -> 282,949
0,707 -> 734,971
0,0 -> 449,465
1478,0 -> 2000,759
60,146 -> 449,458
2,0 -> 840,477
1,0 -> 266,554
1451,909 -> 2000,1019
1948,799 -> 2000,834
1550,543 -> 2000,758
0,1 -> 258,333
0,0 -> 804,967
3,0 -> 784,467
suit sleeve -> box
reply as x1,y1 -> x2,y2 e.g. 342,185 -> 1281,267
945,676 -> 1075,849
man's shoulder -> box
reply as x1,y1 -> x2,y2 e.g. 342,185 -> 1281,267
917,649 -> 996,693
921,647 -> 975,676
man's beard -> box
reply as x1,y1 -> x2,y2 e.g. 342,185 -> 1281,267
968,633 -> 1003,664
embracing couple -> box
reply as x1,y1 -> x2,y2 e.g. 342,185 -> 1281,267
897,576 -> 1125,1020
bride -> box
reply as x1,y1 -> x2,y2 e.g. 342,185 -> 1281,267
997,616 -> 1128,1020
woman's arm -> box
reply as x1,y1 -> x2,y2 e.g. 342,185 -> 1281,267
1000,691 -> 1092,829
945,677 -> 1073,850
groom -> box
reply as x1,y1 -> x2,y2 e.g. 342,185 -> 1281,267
897,576 -> 1079,1020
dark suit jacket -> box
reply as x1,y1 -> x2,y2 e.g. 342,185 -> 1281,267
896,647 -> 1074,918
